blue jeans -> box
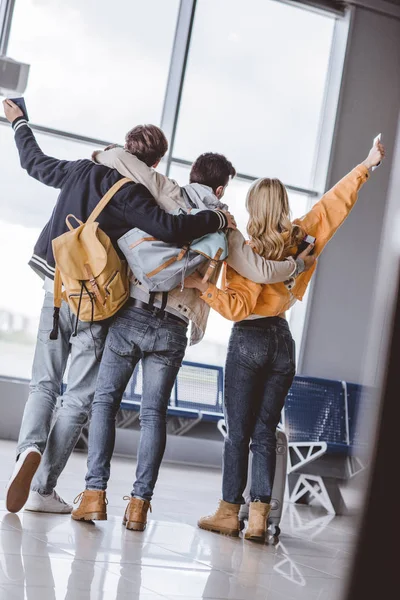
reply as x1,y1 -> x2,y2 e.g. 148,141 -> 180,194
222,317 -> 296,504
17,292 -> 108,494
85,302 -> 188,500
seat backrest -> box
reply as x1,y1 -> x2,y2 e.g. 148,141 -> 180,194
122,360 -> 224,414
284,376 -> 347,445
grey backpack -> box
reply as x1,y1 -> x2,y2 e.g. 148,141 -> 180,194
118,208 -> 228,293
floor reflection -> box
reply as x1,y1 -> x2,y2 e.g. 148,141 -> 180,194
0,441 -> 352,600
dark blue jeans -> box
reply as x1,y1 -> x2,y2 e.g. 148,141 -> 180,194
85,302 -> 188,500
222,317 -> 296,504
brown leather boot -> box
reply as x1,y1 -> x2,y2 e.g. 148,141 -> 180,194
198,500 -> 240,537
71,490 -> 107,521
244,501 -> 271,543
122,496 -> 151,531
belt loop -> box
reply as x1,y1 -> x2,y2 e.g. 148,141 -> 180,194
160,292 -> 168,317
148,292 -> 156,310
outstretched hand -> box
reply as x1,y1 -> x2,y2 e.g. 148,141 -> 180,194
363,139 -> 385,170
2,99 -> 23,123
221,210 -> 237,230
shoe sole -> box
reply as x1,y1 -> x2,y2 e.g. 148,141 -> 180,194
6,452 -> 42,513
123,519 -> 146,531
71,512 -> 107,521
198,523 -> 239,537
24,507 -> 72,514
244,533 -> 266,543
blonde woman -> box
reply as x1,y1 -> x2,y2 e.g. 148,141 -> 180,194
185,139 -> 385,542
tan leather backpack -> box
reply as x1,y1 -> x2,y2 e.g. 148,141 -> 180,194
50,177 -> 131,339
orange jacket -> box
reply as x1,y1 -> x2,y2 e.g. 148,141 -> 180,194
200,164 -> 370,321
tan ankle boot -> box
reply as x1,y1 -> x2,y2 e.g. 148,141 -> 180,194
244,501 -> 271,543
122,496 -> 151,531
71,490 -> 107,521
198,500 -> 240,537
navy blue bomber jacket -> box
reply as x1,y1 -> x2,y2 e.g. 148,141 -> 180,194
11,118 -> 227,282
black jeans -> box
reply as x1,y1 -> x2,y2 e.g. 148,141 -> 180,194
222,317 -> 296,504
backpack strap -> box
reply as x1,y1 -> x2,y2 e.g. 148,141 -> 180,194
49,267 -> 63,340
86,177 -> 131,224
202,247 -> 224,284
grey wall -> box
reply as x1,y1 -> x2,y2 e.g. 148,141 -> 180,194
300,5 -> 400,383
362,114 -> 400,389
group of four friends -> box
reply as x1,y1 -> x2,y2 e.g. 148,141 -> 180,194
3,98 -> 385,543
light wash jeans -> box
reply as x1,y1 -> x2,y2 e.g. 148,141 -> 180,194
85,301 -> 188,501
17,292 -> 109,495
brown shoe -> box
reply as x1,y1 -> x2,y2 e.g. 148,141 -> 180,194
71,490 -> 107,521
198,500 -> 240,537
244,501 -> 271,543
122,496 -> 151,531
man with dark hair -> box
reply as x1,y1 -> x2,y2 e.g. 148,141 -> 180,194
3,99 -> 234,515
190,152 -> 236,196
71,146 -> 307,530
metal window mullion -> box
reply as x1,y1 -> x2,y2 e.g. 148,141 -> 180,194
296,11 -> 352,374
310,10 -> 353,195
160,0 -> 197,175
341,380 -> 351,445
0,115 -> 112,147
0,0 -> 16,55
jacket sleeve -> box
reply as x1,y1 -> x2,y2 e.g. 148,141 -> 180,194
93,147 -> 182,202
124,183 -> 227,245
12,118 -> 79,189
294,164 -> 370,255
199,264 -> 262,321
226,229 -> 298,283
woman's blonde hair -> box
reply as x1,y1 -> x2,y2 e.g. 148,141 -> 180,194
246,178 -> 304,260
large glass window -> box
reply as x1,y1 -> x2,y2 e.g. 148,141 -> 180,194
173,0 -> 335,189
7,0 -> 180,141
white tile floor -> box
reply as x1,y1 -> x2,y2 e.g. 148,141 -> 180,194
0,440 -> 355,600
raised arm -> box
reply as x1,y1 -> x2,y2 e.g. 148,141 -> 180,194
295,140 -> 385,255
93,147 -> 182,203
3,100 -> 79,189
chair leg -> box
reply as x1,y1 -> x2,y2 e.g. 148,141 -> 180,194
289,474 -> 336,514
